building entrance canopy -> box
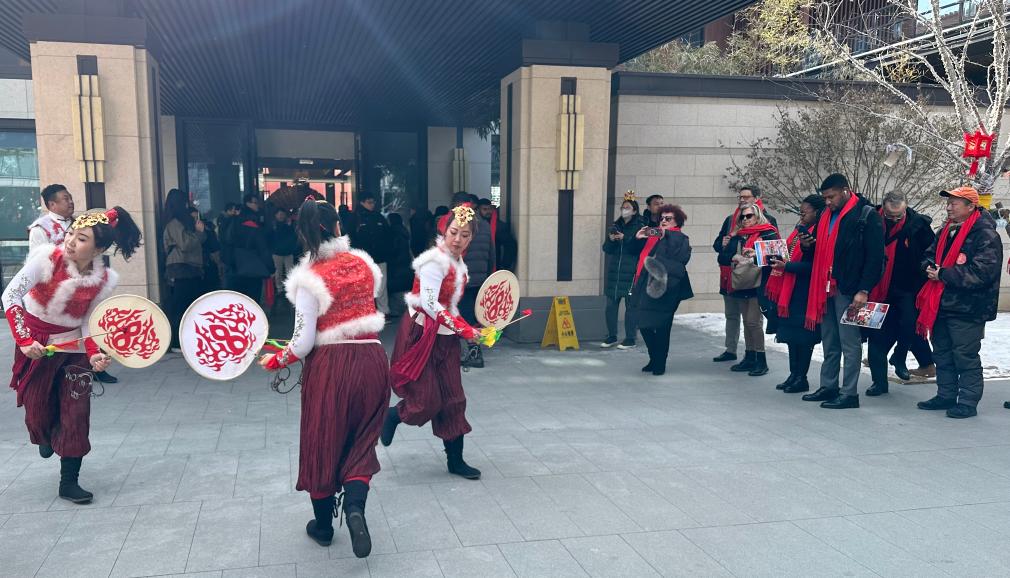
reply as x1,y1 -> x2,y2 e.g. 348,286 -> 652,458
0,0 -> 753,129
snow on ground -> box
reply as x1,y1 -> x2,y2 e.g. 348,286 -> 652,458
673,312 -> 1010,380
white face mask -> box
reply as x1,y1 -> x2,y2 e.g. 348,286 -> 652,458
620,208 -> 634,218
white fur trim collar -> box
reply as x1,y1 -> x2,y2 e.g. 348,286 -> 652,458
23,247 -> 118,328
316,236 -> 351,259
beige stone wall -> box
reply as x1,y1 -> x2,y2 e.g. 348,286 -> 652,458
30,41 -> 161,300
426,126 -> 493,209
613,93 -> 1010,313
160,115 -> 177,193
501,65 -> 611,298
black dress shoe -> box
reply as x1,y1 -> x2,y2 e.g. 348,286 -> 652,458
917,395 -> 956,411
802,387 -> 839,402
776,374 -> 797,391
865,382 -> 889,397
783,378 -> 810,393
730,352 -> 756,372
946,404 -> 977,419
892,363 -> 911,382
712,351 -> 737,362
642,363 -> 655,373
651,367 -> 666,376
820,394 -> 859,409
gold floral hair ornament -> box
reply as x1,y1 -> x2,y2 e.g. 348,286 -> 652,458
451,204 -> 475,227
623,190 -> 637,202
72,208 -> 118,230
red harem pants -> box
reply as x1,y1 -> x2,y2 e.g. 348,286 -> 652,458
295,342 -> 390,497
390,315 -> 472,441
16,353 -> 92,458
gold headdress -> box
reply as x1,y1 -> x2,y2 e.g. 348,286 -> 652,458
72,208 -> 118,229
451,204 -> 475,227
623,190 -> 637,202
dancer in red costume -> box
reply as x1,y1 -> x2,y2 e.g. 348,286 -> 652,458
2,207 -> 142,504
259,200 -> 388,556
381,204 -> 482,480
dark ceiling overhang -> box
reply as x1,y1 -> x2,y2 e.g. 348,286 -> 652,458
0,0 -> 756,129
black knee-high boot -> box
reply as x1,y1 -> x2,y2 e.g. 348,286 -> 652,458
342,480 -> 372,558
444,436 -> 481,479
777,347 -> 798,390
307,495 -> 335,546
58,457 -> 93,503
380,405 -> 400,447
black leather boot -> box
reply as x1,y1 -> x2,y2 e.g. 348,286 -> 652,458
380,406 -> 400,447
865,382 -> 889,396
307,495 -> 335,546
802,387 -> 839,402
748,352 -> 769,376
730,351 -> 756,372
342,481 -> 372,558
58,457 -> 93,503
776,374 -> 797,391
39,444 -> 54,459
444,436 -> 481,480
783,377 -> 810,393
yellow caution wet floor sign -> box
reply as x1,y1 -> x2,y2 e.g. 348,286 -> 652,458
541,296 -> 579,351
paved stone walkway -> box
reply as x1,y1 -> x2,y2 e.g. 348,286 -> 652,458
2,321 -> 1010,577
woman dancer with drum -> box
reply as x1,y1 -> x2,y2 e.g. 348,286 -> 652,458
258,200 -> 387,557
2,207 -> 142,504
381,204 -> 482,480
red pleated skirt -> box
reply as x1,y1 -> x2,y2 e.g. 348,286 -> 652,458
389,316 -> 471,440
295,342 -> 390,496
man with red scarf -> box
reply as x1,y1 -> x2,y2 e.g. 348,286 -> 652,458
915,186 -> 1001,419
801,174 -> 884,409
865,191 -> 936,396
712,185 -> 778,363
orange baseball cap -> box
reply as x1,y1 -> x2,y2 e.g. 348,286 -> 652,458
940,186 -> 980,205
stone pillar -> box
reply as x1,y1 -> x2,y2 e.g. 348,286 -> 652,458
500,64 -> 612,341
28,34 -> 163,300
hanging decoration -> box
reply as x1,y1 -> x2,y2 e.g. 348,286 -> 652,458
962,129 -> 995,177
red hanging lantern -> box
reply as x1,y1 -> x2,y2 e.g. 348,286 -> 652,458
963,129 -> 995,177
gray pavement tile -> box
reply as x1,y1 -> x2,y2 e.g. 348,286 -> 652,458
368,550 -> 444,577
47,456 -> 135,511
166,422 -> 224,455
257,493 -> 330,566
633,468 -> 757,527
113,454 -> 190,507
377,484 -> 461,552
682,521 -> 879,578
793,516 -> 951,578
884,507 -> 1010,575
481,477 -> 584,541
511,433 -> 600,475
0,461 -> 59,514
158,573 -> 222,578
434,545 -> 516,578
217,422 -> 268,452
0,510 -> 75,576
471,436 -> 552,478
859,450 -> 1010,503
186,497 -> 263,573
430,481 -> 524,547
532,474 -> 640,536
622,530 -> 733,577
111,501 -> 202,577
586,472 -> 697,532
295,558 -> 369,577
947,500 -> 1010,536
175,452 -> 240,502
234,449 -> 292,498
560,535 -> 660,577
36,505 -> 139,578
222,564 -> 296,578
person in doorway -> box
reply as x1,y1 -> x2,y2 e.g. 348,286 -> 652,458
193,207 -> 223,292
767,194 -> 825,393
28,184 -> 75,252
633,204 -> 693,375
916,186 -> 1002,418
409,206 -> 435,256
385,213 -> 414,317
643,194 -> 665,226
712,185 -> 778,364
477,198 -> 518,272
259,200 -> 387,556
224,195 -> 274,302
348,193 -> 392,315
163,189 -> 206,349
451,192 -> 495,369
864,191 -> 935,396
270,207 -> 299,305
3,207 -> 142,504
717,203 -> 780,376
601,196 -> 646,348
382,204 -> 482,480
802,173 -> 884,410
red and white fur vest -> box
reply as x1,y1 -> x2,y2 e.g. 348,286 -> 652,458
24,245 -> 118,328
27,213 -> 70,245
404,240 -> 468,334
283,236 -> 385,344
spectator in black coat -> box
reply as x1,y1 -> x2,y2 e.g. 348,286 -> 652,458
632,204 -> 693,376
409,206 -> 435,256
600,198 -> 646,348
270,208 -> 300,299
477,198 -> 518,272
222,195 -> 274,302
348,193 -> 392,314
386,213 -> 414,317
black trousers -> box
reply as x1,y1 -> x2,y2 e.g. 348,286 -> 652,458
931,316 -> 985,407
167,277 -> 204,348
787,343 -> 814,380
640,314 -> 674,371
605,294 -> 638,341
868,291 -> 934,385
229,276 -> 263,303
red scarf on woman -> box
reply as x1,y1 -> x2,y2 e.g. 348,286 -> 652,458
805,193 -> 860,330
868,209 -> 906,303
719,221 -> 777,293
766,229 -> 803,316
633,228 -> 681,286
915,210 -> 981,337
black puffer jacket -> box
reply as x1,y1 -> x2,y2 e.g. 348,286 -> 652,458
464,217 -> 496,288
631,231 -> 694,328
602,215 -> 646,299
932,210 -> 1002,323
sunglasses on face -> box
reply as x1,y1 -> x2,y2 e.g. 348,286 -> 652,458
660,215 -> 675,222
739,214 -> 755,221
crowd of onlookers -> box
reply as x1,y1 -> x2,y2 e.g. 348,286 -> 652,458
606,175 -> 1004,419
